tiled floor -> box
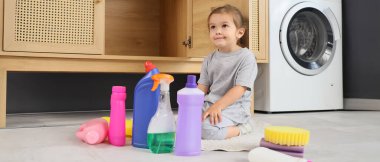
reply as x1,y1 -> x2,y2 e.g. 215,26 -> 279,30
0,110 -> 379,162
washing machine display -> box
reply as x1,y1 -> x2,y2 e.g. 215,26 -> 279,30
280,2 -> 341,76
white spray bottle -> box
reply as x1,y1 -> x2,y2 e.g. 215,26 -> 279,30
147,74 -> 176,154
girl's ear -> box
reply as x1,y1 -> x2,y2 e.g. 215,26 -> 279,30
236,28 -> 245,39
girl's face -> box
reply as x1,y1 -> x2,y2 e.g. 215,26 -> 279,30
208,13 -> 245,53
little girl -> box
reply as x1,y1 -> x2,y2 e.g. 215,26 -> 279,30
198,4 -> 258,140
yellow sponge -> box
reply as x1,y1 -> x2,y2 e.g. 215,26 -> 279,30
264,126 -> 310,146
102,116 -> 133,137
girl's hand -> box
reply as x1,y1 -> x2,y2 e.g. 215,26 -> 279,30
203,103 -> 223,125
202,86 -> 246,125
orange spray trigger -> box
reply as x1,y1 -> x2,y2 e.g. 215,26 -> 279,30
151,74 -> 174,91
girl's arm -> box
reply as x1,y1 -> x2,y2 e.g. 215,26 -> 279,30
198,83 -> 209,94
203,85 -> 247,125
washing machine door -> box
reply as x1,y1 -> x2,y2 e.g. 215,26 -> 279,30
280,2 -> 341,76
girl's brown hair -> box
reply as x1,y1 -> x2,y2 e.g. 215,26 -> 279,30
207,4 -> 245,28
207,4 -> 247,46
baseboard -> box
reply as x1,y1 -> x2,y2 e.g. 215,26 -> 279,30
344,98 -> 380,110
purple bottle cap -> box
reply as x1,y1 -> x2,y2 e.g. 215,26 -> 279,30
112,86 -> 126,93
185,75 -> 197,88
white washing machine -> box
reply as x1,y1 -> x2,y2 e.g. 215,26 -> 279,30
254,0 -> 343,112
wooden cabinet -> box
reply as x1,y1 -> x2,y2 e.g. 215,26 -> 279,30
0,0 -> 268,127
2,0 -> 268,60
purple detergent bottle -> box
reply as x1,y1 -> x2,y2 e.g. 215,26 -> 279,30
175,75 -> 205,156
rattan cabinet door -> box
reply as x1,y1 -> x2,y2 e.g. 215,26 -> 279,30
3,0 -> 105,54
249,0 -> 268,63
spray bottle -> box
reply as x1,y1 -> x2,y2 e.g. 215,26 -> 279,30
147,74 -> 176,154
132,61 -> 160,148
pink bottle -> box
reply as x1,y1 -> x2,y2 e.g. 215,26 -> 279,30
109,86 -> 127,146
76,118 -> 108,145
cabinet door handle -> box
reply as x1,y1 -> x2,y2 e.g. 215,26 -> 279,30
182,36 -> 192,48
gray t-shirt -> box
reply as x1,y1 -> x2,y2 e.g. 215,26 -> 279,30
198,48 -> 258,124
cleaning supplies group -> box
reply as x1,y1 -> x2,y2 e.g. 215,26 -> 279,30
76,61 -> 205,156
77,85 -> 130,146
